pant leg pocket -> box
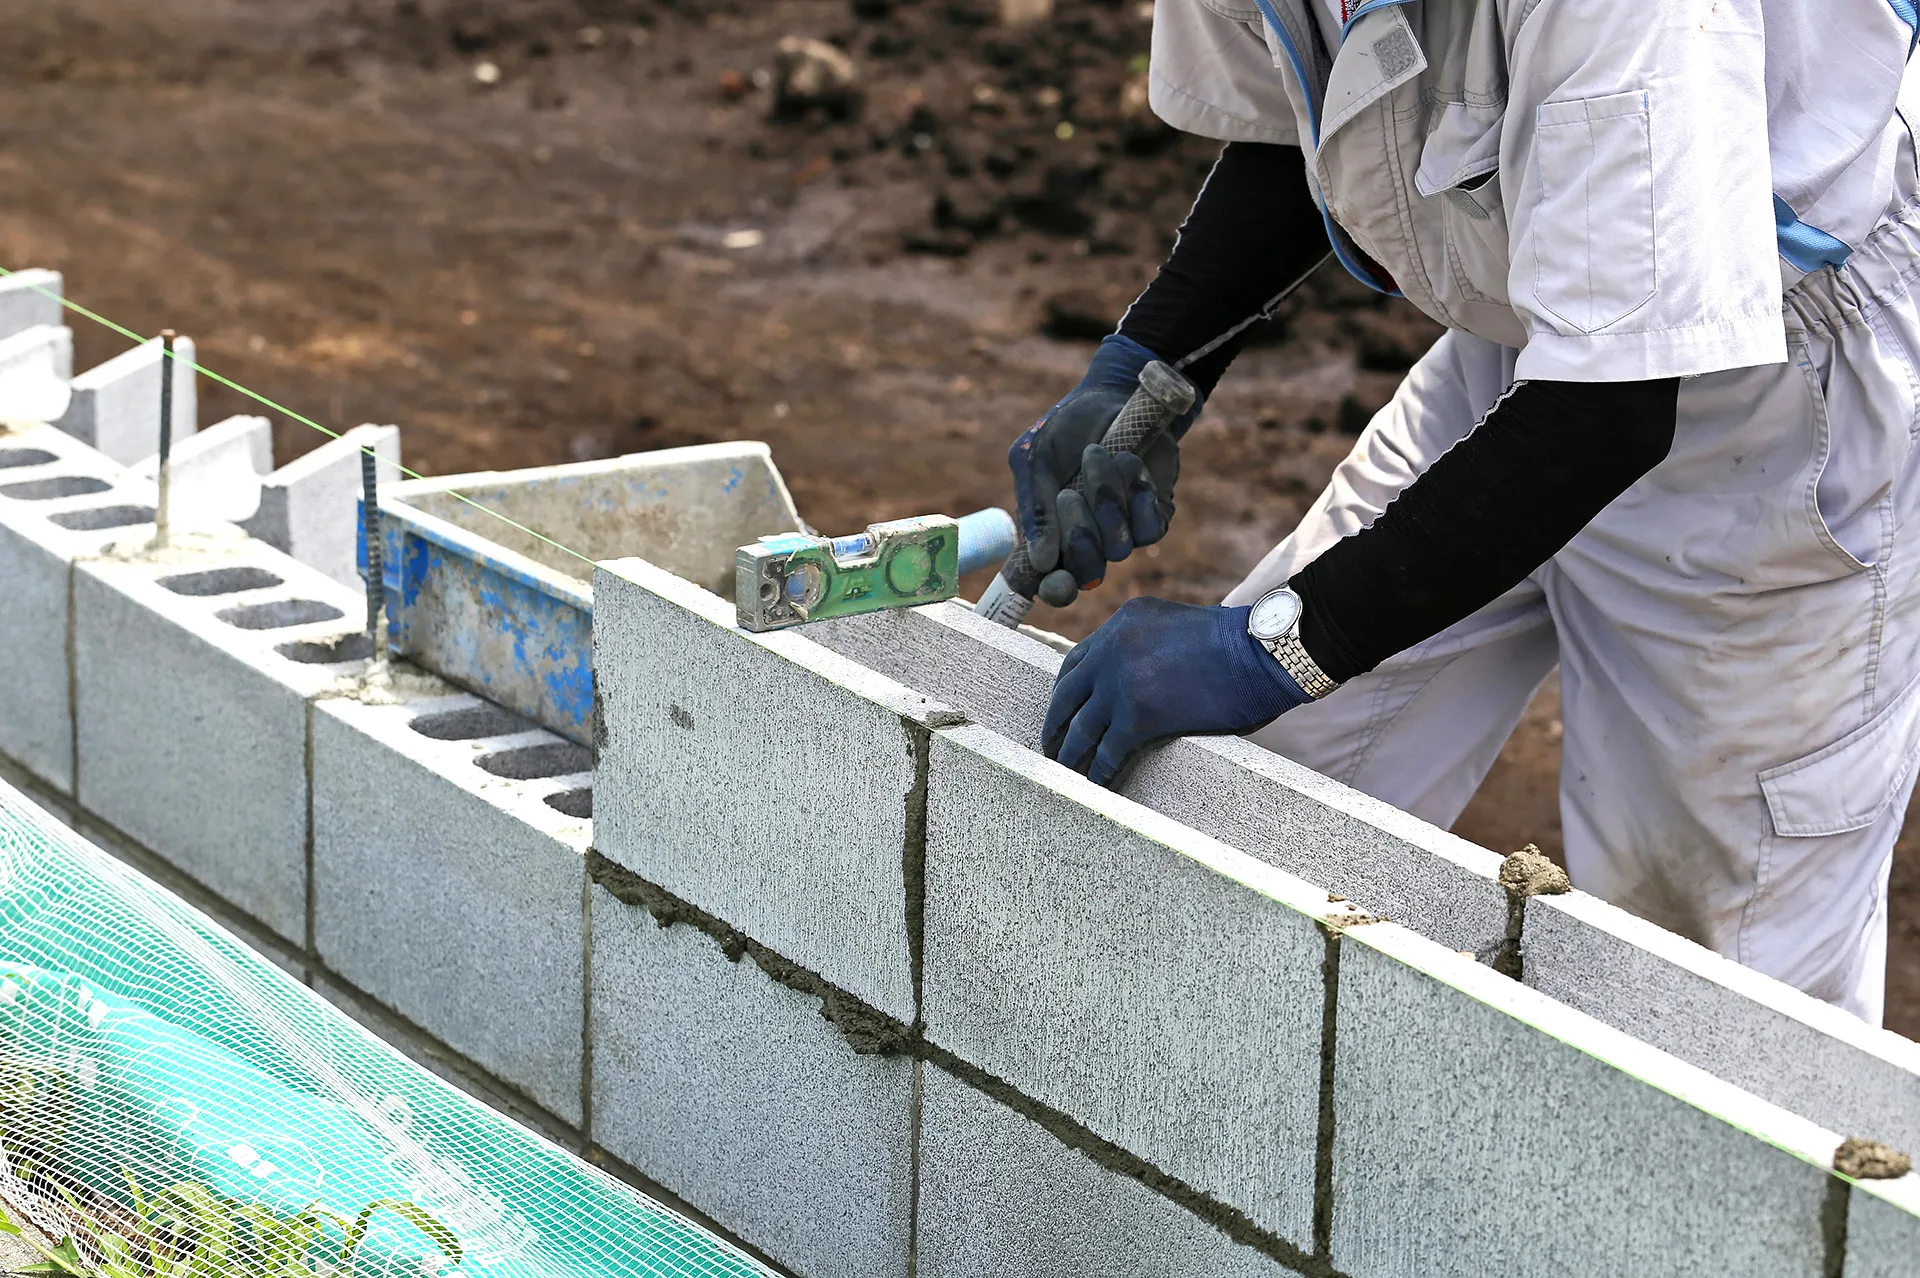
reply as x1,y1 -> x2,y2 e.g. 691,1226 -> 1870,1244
1759,665 -> 1920,838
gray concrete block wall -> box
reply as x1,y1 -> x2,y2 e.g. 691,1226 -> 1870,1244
0,325 -> 74,423
53,336 -> 198,465
590,883 -> 916,1278
916,1064 -> 1299,1278
923,723 -> 1334,1252
73,534 -> 365,941
313,691 -> 590,1125
0,425 -> 160,792
1524,890 -> 1920,1154
812,601 -> 1510,954
1845,1177 -> 1920,1277
594,557 -> 962,1025
0,269 -> 64,341
243,424 -> 401,588
1331,920 -> 1846,1277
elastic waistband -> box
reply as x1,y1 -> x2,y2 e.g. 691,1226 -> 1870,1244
1786,199 -> 1920,336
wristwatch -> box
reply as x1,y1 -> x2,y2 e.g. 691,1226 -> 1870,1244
1247,586 -> 1339,700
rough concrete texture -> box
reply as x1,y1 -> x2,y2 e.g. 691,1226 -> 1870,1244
922,722 -> 1331,1250
590,883 -> 914,1278
811,600 -> 1510,953
0,268 -> 64,341
312,691 -> 589,1125
73,531 -> 366,941
594,557 -> 965,1024
1332,920 -> 1845,1277
0,425 -> 160,792
52,335 -> 198,465
135,414 -> 273,526
916,1063 -> 1299,1278
0,324 -> 74,423
1523,889 -> 1920,1153
243,424 -> 400,588
1844,1174 -> 1920,1278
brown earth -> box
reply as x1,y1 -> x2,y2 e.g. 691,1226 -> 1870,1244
3,0 -> 1915,1039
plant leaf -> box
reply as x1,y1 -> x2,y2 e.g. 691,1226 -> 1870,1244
339,1200 -> 462,1270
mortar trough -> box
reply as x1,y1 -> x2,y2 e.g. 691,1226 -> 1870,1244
364,442 -> 804,744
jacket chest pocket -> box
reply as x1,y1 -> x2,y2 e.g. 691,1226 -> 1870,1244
1413,101 -> 1512,315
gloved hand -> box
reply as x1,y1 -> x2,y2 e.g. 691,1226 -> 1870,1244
1043,597 -> 1311,788
1009,335 -> 1201,607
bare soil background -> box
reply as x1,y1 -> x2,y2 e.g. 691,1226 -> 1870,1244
3,0 -> 1914,1037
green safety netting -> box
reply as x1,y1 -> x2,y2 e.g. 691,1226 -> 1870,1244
0,779 -> 774,1278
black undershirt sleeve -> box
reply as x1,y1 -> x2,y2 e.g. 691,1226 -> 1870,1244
1111,138 -> 1681,684
1293,378 -> 1680,683
1116,141 -> 1330,396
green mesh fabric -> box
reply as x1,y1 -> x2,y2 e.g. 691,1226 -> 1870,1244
0,778 -> 773,1278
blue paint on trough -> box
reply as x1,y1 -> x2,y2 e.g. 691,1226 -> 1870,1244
361,444 -> 804,744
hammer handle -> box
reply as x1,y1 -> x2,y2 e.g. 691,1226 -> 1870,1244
976,360 -> 1196,626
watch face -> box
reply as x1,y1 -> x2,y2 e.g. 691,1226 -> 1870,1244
1249,588 -> 1302,640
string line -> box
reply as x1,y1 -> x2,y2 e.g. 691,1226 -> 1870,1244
0,264 -> 596,567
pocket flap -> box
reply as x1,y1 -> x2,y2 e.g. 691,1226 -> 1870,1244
1760,668 -> 1920,837
1414,100 -> 1504,199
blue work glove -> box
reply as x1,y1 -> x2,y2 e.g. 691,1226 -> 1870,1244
1009,335 -> 1202,607
1043,598 -> 1311,788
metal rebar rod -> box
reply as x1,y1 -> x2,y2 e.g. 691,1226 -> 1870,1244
361,445 -> 385,664
153,330 -> 176,549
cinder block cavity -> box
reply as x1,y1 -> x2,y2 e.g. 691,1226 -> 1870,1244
594,558 -> 962,1025
73,537 -> 366,941
1332,921 -> 1844,1277
590,883 -> 914,1278
474,741 -> 592,780
917,1064 -> 1298,1278
54,336 -> 198,465
922,723 -> 1331,1250
313,692 -> 589,1124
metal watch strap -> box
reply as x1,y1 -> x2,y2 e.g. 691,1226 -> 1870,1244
1261,631 -> 1340,700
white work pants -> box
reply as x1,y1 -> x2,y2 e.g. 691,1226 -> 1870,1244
1227,206 -> 1920,1025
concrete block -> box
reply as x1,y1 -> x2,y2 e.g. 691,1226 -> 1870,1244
590,884 -> 914,1278
812,602 -> 1509,953
594,557 -> 962,1025
1332,919 -> 1844,1277
312,690 -> 589,1124
1846,1175 -> 1920,1278
73,532 -> 368,941
135,414 -> 273,526
922,723 -> 1336,1250
0,269 -> 64,341
1523,890 -> 1920,1155
0,425 -> 159,792
917,1064 -> 1298,1278
0,325 -> 74,423
53,336 -> 197,465
243,424 -> 400,588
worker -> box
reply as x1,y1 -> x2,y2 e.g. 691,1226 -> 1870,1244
1017,0 -> 1920,1024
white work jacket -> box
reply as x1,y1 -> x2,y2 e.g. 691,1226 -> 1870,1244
1149,0 -> 1920,382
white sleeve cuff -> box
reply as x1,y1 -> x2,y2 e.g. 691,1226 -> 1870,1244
1513,312 -> 1787,382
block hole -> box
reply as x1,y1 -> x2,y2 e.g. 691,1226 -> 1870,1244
160,567 -> 284,597
545,787 -> 593,819
475,742 -> 593,780
410,704 -> 535,741
276,633 -> 374,664
1,475 -> 113,501
47,505 -> 154,531
215,599 -> 345,630
0,449 -> 58,469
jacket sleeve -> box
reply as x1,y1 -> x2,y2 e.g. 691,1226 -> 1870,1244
1149,0 -> 1305,146
1501,0 -> 1784,382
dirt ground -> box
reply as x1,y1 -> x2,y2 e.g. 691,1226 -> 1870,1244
4,0 -> 1915,1038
